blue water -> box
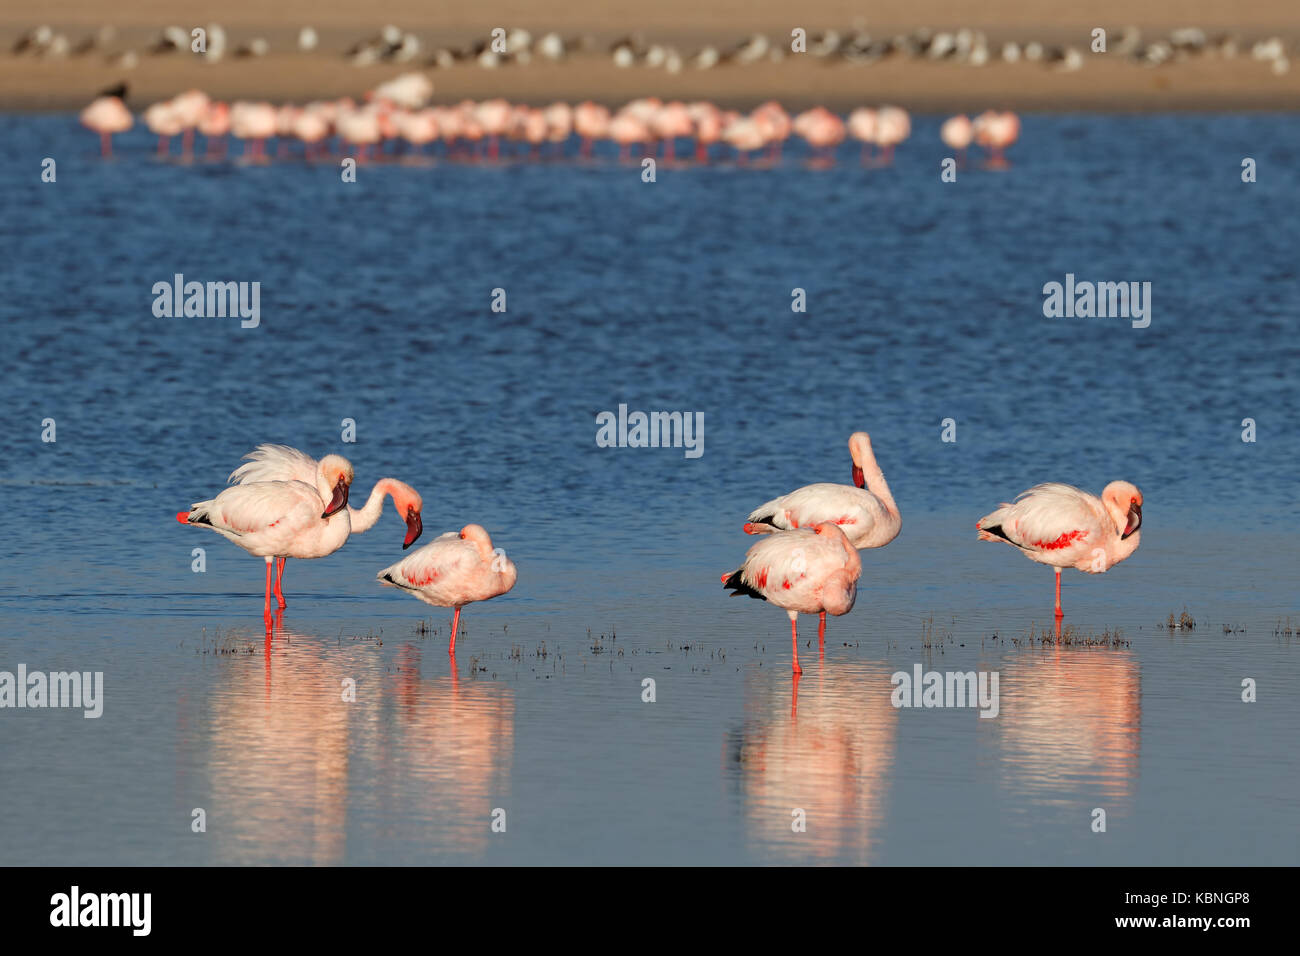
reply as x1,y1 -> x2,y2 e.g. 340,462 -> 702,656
1,113 -> 1297,865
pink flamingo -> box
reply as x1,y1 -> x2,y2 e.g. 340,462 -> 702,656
873,106 -> 911,165
143,100 -> 182,156
228,443 -> 425,606
378,524 -> 518,655
753,101 -> 791,161
573,101 -> 610,158
199,101 -> 230,157
169,89 -> 210,158
940,114 -> 973,166
177,454 -> 355,614
230,101 -> 277,160
847,107 -> 877,164
722,523 -> 862,673
688,101 -> 722,162
976,481 -> 1144,618
795,107 -> 845,163
974,110 -> 1020,167
80,95 -> 133,157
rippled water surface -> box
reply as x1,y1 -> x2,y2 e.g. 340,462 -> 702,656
1,114 -> 1297,864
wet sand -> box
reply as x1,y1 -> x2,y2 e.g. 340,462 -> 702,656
4,1 -> 1300,111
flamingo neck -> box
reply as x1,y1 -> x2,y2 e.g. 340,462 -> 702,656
349,479 -> 397,533
858,453 -> 899,518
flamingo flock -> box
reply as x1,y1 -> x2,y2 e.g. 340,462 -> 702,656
722,431 -> 1142,672
79,82 -> 1021,167
178,443 -> 513,651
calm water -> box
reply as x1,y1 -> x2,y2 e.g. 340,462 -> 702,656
1,113 -> 1297,865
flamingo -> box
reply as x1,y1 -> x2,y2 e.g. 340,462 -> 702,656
847,107 -> 877,164
744,431 -> 899,637
976,481 -> 1144,619
198,101 -> 230,157
177,455 -> 355,613
228,443 -> 425,606
80,94 -> 133,156
573,101 -> 610,158
974,110 -> 1020,167
873,106 -> 911,165
722,523 -> 862,673
940,114 -> 973,166
377,524 -> 518,654
143,100 -> 183,156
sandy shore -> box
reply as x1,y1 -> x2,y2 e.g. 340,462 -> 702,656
5,3 -> 1300,112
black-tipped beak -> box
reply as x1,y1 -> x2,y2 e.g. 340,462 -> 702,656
852,465 -> 865,489
403,511 -> 423,549
322,478 -> 350,518
1122,502 -> 1142,539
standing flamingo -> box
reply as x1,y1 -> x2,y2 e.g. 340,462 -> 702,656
377,524 -> 518,654
80,94 -> 133,156
228,443 -> 424,607
744,431 -> 899,638
976,481 -> 1143,618
940,114 -> 973,166
177,455 -> 355,613
722,523 -> 862,673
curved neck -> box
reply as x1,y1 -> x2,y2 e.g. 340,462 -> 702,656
855,446 -> 899,517
348,479 -> 396,533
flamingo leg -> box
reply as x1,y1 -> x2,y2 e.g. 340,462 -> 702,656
1054,568 -> 1064,619
100,132 -> 112,157
790,615 -> 802,674
274,557 -> 287,609
263,557 -> 273,613
449,606 -> 462,655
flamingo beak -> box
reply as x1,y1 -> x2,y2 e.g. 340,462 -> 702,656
1122,502 -> 1142,539
403,511 -> 423,549
322,478 -> 350,518
852,465 -> 865,489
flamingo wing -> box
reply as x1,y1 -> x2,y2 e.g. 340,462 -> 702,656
188,480 -> 324,537
377,533 -> 477,604
747,483 -> 886,536
977,483 -> 1101,556
228,443 -> 318,485
724,529 -> 850,603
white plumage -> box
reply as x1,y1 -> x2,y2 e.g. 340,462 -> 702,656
378,524 -> 517,654
744,431 -> 900,550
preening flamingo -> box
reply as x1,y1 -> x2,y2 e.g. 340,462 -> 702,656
80,95 -> 133,156
377,524 -> 518,654
745,432 -> 901,548
177,454 -> 355,613
228,443 -> 425,606
722,523 -> 862,673
976,481 -> 1143,618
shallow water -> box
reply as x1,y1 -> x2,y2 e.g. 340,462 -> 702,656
1,114 -> 1297,864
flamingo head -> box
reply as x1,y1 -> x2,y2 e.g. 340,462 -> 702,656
458,524 -> 493,556
1103,481 -> 1143,540
848,431 -> 873,487
391,481 -> 424,549
319,454 -> 354,518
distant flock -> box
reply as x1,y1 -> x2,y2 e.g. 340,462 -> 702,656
79,81 -> 1022,166
13,21 -> 1295,76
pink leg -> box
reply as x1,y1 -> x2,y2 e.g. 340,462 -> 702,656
274,557 -> 287,609
100,132 -> 112,157
449,607 -> 462,655
818,611 -> 826,644
790,616 -> 802,674
263,557 -> 273,613
1054,569 -> 1064,619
